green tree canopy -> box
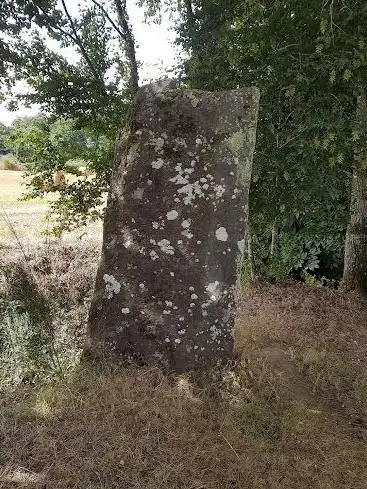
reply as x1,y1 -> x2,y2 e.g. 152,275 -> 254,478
177,0 -> 367,282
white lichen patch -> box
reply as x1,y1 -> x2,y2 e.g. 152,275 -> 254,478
147,136 -> 165,154
170,174 -> 189,185
206,281 -> 219,294
103,274 -> 121,299
151,158 -> 164,169
121,308 -> 130,314
181,229 -> 194,239
177,181 -> 204,205
150,250 -> 159,261
210,325 -> 220,341
216,227 -> 228,242
157,239 -> 175,255
166,210 -> 178,221
237,239 -> 245,252
169,165 -> 208,205
132,187 -> 144,200
181,219 -> 192,229
213,184 -> 226,198
123,238 -> 132,248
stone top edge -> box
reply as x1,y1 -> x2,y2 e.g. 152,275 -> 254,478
138,79 -> 260,99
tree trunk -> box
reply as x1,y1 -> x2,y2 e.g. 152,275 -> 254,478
270,219 -> 278,257
114,0 -> 139,94
342,92 -> 367,294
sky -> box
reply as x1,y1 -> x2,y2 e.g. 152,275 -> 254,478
0,0 -> 178,126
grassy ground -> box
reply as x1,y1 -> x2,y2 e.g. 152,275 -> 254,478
0,242 -> 366,489
0,173 -> 366,488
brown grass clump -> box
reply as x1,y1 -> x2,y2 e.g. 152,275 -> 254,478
1,362 -> 366,489
0,243 -> 101,380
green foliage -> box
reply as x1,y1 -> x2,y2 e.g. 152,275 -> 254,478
179,0 -> 367,282
5,115 -> 113,232
0,305 -> 57,384
237,400 -> 281,444
0,0 -> 138,232
0,122 -> 10,152
0,265 -> 59,384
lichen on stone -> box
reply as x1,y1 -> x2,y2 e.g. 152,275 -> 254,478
226,130 -> 245,154
103,274 -> 121,299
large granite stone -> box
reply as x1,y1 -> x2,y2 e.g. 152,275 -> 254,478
86,81 -> 259,372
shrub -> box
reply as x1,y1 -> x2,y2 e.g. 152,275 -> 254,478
0,304 -> 59,383
0,264 -> 59,383
0,153 -> 23,171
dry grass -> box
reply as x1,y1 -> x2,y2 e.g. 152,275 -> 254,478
237,282 -> 367,425
0,249 -> 367,489
1,363 -> 366,489
0,170 -> 102,245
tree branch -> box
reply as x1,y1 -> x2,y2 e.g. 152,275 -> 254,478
60,0 -> 106,91
90,0 -> 126,40
113,0 -> 139,94
184,0 -> 194,29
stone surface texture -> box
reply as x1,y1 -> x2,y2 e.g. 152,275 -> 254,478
86,81 -> 260,372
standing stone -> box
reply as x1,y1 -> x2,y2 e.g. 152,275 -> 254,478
86,81 -> 259,372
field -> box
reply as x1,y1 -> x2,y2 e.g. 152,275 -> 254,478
0,170 -> 102,246
0,170 -> 366,489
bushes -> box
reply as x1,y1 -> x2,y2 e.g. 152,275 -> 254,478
0,154 -> 23,171
0,264 -> 58,383
0,305 -> 59,383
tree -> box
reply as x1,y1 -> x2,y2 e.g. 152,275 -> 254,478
343,92 -> 367,293
1,0 -> 139,232
0,122 -> 10,154
177,0 -> 367,289
5,114 -> 112,233
311,0 -> 367,292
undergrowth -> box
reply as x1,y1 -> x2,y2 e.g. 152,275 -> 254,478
0,243 -> 100,384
